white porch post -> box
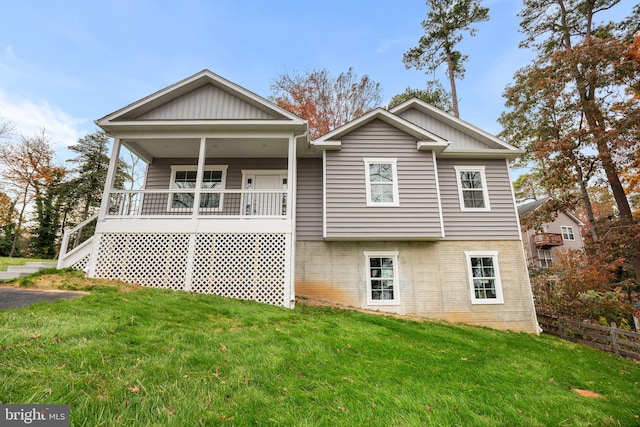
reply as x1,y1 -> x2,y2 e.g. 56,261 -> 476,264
184,137 -> 206,292
192,137 -> 207,219
98,138 -> 122,221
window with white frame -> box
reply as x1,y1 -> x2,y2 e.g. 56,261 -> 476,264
465,251 -> 504,304
538,248 -> 553,268
561,226 -> 575,240
169,165 -> 227,211
364,158 -> 399,206
365,252 -> 400,305
454,166 -> 490,211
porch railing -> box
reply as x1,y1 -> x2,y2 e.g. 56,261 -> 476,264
105,189 -> 288,218
57,214 -> 98,269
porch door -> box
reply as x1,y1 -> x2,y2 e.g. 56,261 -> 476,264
244,172 -> 287,216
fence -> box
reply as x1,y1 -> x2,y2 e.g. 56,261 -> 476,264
537,313 -> 640,360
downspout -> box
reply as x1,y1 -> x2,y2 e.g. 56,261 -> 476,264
289,131 -> 307,307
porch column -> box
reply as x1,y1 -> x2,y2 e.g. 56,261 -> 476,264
98,138 -> 122,221
192,137 -> 207,219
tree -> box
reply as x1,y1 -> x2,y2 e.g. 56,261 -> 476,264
0,130 -> 60,257
504,0 -> 640,280
403,0 -> 489,118
270,68 -> 382,140
65,130 -> 127,223
0,192 -> 17,256
30,164 -> 66,258
386,81 -> 454,112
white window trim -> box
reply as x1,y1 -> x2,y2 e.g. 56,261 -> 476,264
363,158 -> 400,207
465,251 -> 504,305
364,251 -> 400,306
168,165 -> 228,212
538,248 -> 553,268
454,166 -> 490,212
561,225 -> 575,241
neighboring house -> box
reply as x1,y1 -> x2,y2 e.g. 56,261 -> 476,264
518,198 -> 585,268
58,70 -> 539,333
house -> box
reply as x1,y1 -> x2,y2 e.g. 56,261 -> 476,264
57,70 -> 539,333
517,198 -> 585,268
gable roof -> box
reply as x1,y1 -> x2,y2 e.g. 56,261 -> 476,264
517,197 -> 584,226
311,108 -> 450,153
517,197 -> 549,217
389,98 -> 524,159
96,69 -> 306,133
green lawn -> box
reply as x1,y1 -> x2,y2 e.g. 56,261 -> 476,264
0,256 -> 53,271
1,271 -> 639,426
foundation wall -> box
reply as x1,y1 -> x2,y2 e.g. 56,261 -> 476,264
295,240 -> 538,332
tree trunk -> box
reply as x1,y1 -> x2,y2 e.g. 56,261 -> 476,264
445,53 -> 460,118
573,157 -> 598,241
9,189 -> 29,258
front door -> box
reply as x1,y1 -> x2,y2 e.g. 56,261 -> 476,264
243,171 -> 287,216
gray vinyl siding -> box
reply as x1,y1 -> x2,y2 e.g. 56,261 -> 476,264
325,119 -> 442,239
296,158 -> 323,241
398,108 -> 488,150
438,159 -> 520,240
137,84 -> 276,120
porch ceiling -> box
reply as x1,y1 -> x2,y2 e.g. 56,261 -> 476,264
123,137 -> 291,162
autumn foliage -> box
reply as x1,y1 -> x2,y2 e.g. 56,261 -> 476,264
270,68 -> 382,140
532,250 -> 631,324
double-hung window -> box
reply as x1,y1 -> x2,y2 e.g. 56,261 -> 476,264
465,251 -> 504,304
454,166 -> 490,211
365,252 -> 400,305
169,165 -> 227,211
364,158 -> 399,206
561,226 -> 575,240
538,249 -> 553,268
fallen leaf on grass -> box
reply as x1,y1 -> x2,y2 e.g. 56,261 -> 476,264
572,389 -> 604,398
425,405 -> 432,411
127,386 -> 140,393
460,357 -> 468,361
338,405 -> 346,412
219,343 -> 227,351
30,334 -> 43,339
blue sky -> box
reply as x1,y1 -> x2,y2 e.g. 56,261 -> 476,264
0,0 -> 636,161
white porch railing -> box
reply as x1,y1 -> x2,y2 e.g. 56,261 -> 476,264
57,214 -> 98,269
105,189 -> 289,218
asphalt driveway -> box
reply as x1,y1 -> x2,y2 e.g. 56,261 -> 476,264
0,288 -> 87,310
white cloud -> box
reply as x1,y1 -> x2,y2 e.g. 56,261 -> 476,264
0,88 -> 85,149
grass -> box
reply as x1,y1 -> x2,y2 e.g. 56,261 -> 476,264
0,256 -> 53,272
1,270 -> 639,426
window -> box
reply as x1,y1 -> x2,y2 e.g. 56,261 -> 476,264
465,251 -> 504,304
364,158 -> 399,206
538,249 -> 553,268
561,226 -> 575,240
365,252 -> 400,305
169,165 -> 227,211
454,166 -> 490,211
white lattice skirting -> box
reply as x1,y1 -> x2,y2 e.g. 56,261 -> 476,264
91,232 -> 291,306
